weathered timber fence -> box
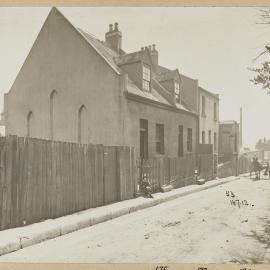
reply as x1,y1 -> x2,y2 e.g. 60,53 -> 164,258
0,136 -> 136,231
217,154 -> 251,178
217,161 -> 234,178
238,155 -> 251,175
138,153 -> 213,191
197,153 -> 214,181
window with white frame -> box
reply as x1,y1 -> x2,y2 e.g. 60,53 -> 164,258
175,82 -> 180,103
142,65 -> 151,91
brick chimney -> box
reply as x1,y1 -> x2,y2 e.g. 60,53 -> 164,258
150,44 -> 158,66
105,22 -> 122,53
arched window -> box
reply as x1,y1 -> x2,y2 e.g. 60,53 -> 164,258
27,111 -> 33,137
50,90 -> 57,140
78,105 -> 88,144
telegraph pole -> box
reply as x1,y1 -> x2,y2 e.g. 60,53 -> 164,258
240,107 -> 242,149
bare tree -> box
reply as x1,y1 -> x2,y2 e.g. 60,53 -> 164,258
257,8 -> 270,24
249,9 -> 270,91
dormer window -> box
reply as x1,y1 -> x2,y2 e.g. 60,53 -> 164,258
175,82 -> 180,103
142,64 -> 151,92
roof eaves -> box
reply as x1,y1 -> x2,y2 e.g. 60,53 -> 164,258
180,73 -> 198,82
126,91 -> 198,117
199,86 -> 219,98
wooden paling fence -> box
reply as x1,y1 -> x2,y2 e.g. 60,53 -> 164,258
217,161 -> 234,178
238,155 -> 251,175
0,136 -> 136,231
138,153 -> 213,191
217,155 -> 251,179
197,153 -> 214,181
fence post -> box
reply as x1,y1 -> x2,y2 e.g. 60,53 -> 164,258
116,146 -> 124,201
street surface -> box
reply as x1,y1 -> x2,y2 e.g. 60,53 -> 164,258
1,175 -> 270,263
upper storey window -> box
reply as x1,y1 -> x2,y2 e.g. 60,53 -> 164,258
175,82 -> 180,103
202,95 -> 206,116
142,64 -> 151,92
214,102 -> 217,121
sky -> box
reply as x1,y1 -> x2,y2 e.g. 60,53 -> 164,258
0,7 -> 270,149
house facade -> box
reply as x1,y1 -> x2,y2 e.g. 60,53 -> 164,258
198,87 -> 219,151
3,7 -> 199,160
198,87 -> 219,171
178,75 -> 219,172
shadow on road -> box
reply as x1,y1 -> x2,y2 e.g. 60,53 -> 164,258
230,216 -> 270,264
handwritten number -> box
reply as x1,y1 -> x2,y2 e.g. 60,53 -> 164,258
155,266 -> 168,270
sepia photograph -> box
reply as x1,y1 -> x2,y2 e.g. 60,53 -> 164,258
0,4 -> 270,266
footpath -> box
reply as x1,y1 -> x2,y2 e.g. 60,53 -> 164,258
0,174 -> 244,256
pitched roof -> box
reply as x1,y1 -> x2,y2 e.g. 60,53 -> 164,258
199,86 -> 219,99
155,65 -> 181,82
115,51 -> 142,65
179,72 -> 198,82
127,79 -> 171,106
54,8 -> 195,114
77,28 -> 122,74
115,48 -> 154,68
77,29 -> 180,108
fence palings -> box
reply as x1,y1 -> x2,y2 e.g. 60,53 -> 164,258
0,136 -> 135,231
138,153 -> 202,190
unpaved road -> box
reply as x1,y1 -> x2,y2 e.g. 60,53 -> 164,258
1,176 -> 270,263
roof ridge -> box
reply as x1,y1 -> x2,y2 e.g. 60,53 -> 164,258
48,8 -> 121,74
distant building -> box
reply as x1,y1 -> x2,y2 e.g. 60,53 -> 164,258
218,120 -> 240,163
254,138 -> 270,161
240,149 -> 261,162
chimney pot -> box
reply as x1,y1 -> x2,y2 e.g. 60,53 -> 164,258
105,22 -> 122,52
149,44 -> 158,66
148,45 -> 151,50
144,46 -> 147,50
141,47 -> 144,51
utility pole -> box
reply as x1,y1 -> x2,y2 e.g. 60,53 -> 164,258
240,107 -> 242,149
